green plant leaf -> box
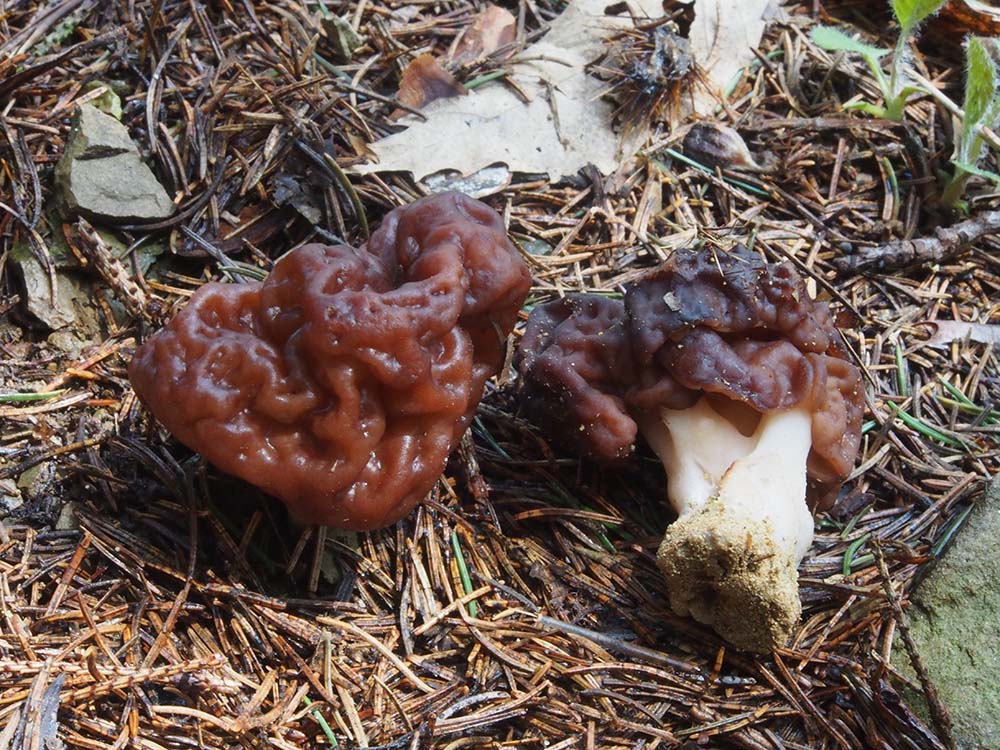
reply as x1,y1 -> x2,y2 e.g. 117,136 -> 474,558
845,100 -> 890,117
891,0 -> 947,35
811,26 -> 888,59
964,37 -> 998,128
952,160 -> 1000,185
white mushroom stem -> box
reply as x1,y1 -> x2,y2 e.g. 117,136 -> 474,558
639,396 -> 816,652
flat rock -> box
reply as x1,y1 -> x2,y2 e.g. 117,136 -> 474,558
55,104 -> 174,222
10,242 -> 86,329
899,475 -> 1000,750
0,477 -> 22,516
10,216 -> 163,333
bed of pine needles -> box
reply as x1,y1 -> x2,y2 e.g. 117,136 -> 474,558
1,1 -> 998,748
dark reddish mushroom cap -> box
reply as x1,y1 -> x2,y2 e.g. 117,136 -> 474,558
129,191 -> 531,530
517,245 -> 864,509
518,294 -> 636,460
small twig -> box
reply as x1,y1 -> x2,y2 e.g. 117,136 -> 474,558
834,210 -> 1000,273
0,28 -> 126,99
0,436 -> 105,480
76,219 -> 165,324
146,18 -> 193,156
536,615 -> 707,676
910,70 -> 1000,154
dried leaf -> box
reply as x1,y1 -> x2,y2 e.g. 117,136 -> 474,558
688,0 -> 777,115
449,5 -> 517,66
272,174 -> 323,225
397,54 -> 467,111
922,320 -> 1000,347
355,0 -> 662,181
681,122 -> 766,172
938,0 -> 1000,36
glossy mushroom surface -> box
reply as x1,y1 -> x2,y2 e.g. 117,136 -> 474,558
130,191 -> 531,530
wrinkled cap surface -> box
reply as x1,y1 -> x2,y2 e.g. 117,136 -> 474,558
517,245 -> 864,510
518,295 -> 636,460
129,191 -> 531,530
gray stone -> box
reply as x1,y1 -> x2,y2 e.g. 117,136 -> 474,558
10,242 -> 86,329
61,103 -> 134,157
321,15 -> 362,63
10,216 -> 163,333
0,478 -> 22,516
899,475 -> 1000,750
55,104 -> 174,222
55,500 -> 79,531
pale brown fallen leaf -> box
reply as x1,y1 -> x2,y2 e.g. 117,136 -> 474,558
396,54 -> 467,111
355,0 -> 662,181
449,5 -> 517,66
921,320 -> 1000,348
687,0 -> 779,115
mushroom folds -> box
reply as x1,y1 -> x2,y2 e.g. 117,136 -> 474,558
518,246 -> 863,651
129,191 -> 531,531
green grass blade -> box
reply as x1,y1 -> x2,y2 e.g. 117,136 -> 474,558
303,697 -> 339,746
843,533 -> 872,575
888,403 -> 965,448
0,389 -> 67,403
451,529 -> 478,618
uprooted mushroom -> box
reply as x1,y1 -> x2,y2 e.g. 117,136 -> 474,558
517,246 -> 864,652
129,191 -> 531,531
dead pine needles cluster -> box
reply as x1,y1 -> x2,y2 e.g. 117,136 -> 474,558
1,1 -> 999,749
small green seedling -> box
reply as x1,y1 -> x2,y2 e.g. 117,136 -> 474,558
812,0 -> 947,120
941,37 -> 1000,209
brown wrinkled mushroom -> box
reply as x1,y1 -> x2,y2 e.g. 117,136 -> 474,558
518,294 -> 635,461
517,246 -> 863,652
130,191 -> 531,531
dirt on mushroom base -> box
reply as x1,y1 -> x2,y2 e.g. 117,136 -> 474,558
657,500 -> 802,653
0,1 -> 998,749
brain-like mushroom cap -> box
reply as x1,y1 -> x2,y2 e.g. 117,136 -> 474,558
517,245 -> 864,509
129,191 -> 532,530
518,295 -> 636,460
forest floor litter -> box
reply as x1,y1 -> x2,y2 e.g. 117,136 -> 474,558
1,1 -> 998,748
